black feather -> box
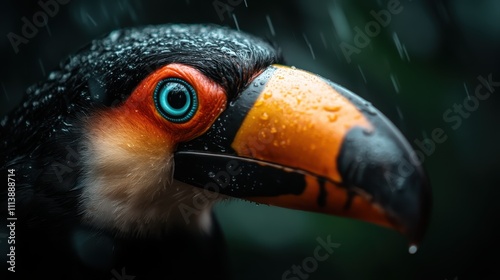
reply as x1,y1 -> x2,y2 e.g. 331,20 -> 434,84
0,24 -> 282,279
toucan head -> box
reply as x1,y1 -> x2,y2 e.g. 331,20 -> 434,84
34,24 -> 430,246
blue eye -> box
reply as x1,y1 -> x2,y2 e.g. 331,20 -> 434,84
154,78 -> 198,123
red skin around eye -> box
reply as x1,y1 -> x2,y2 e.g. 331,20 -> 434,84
119,63 -> 227,144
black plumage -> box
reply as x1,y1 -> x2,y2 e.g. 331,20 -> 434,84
1,24 -> 282,280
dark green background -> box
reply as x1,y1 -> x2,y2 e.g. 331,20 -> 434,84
1,0 -> 499,279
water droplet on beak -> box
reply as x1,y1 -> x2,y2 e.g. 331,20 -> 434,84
254,100 -> 264,107
263,91 -> 273,99
323,105 -> 341,112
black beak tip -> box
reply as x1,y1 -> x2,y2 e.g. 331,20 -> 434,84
393,165 -> 432,245
338,124 -> 432,244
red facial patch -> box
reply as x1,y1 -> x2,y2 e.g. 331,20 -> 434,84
116,63 -> 227,144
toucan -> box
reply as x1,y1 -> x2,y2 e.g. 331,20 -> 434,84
1,24 -> 430,279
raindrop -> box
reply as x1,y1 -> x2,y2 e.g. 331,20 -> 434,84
260,112 -> 269,120
1,82 -> 8,102
396,106 -> 404,120
61,73 -> 71,82
408,244 -> 418,254
362,129 -> 373,136
254,100 -> 264,107
323,105 -> 341,112
357,65 -> 367,83
363,102 -> 377,115
259,131 -> 267,139
392,32 -> 405,60
302,33 -> 316,60
88,13 -> 97,26
232,14 -> 240,31
208,172 -> 215,178
329,2 -> 351,42
319,32 -> 327,49
221,46 -> 237,56
266,15 -> 275,36
402,45 -> 410,62
390,74 -> 400,94
463,82 -> 471,100
328,114 -> 338,122
38,59 -> 46,77
263,91 -> 272,99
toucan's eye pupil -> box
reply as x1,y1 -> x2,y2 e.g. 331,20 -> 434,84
167,86 -> 188,109
154,78 -> 198,123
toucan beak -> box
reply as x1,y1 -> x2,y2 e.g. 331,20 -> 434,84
174,65 -> 431,245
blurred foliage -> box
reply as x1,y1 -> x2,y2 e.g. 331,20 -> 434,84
1,0 -> 499,279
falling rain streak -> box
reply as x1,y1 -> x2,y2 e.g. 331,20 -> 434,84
358,65 -> 367,83
396,106 -> 404,120
38,58 -> 45,77
319,32 -> 327,49
125,1 -> 138,22
463,82 -> 471,100
1,82 -> 9,102
266,15 -> 275,36
390,74 -> 400,93
392,32 -> 410,62
86,13 -> 97,26
302,33 -> 315,60
232,14 -> 240,31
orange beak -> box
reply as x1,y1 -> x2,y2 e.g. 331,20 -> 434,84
174,65 -> 431,245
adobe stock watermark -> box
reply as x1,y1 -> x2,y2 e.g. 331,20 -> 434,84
178,159 -> 242,224
384,74 -> 499,189
50,144 -> 84,184
212,0 -> 246,21
282,235 -> 340,280
340,0 -> 404,63
110,267 -> 135,280
7,0 -> 71,54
